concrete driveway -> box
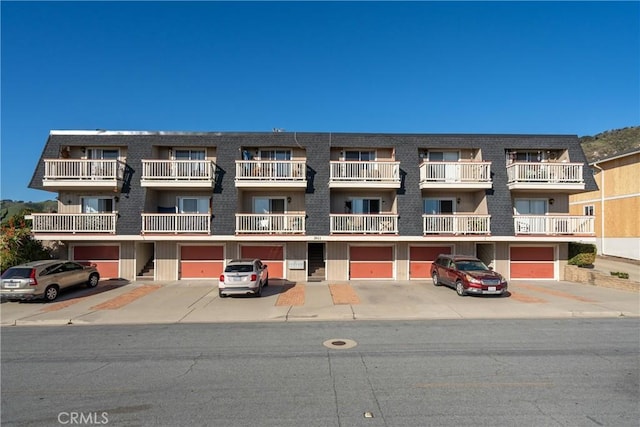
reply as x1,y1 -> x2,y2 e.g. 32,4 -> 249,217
1,278 -> 638,327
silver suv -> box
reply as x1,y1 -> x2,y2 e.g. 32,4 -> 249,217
218,259 -> 269,297
0,260 -> 100,302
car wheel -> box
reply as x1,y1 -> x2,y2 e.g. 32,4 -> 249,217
44,285 -> 59,302
86,273 -> 99,288
264,276 -> 269,287
432,272 -> 441,286
255,283 -> 263,297
455,281 -> 466,297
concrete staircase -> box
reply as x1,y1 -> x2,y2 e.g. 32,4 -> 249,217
137,259 -> 155,281
307,244 -> 325,282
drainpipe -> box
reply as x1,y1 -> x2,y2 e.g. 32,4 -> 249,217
593,162 -> 605,256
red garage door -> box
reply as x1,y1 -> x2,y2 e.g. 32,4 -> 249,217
510,246 -> 555,279
350,246 -> 394,279
73,245 -> 119,279
240,245 -> 284,278
180,245 -> 224,279
409,246 -> 452,279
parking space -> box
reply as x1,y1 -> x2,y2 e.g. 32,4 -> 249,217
1,279 -> 638,326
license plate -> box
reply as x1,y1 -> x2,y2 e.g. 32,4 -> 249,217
488,286 -> 496,292
4,282 -> 20,288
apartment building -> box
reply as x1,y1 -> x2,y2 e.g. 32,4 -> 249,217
570,149 -> 640,260
28,131 -> 597,282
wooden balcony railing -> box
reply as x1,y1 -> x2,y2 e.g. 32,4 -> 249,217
506,162 -> 584,184
44,159 -> 126,181
235,160 -> 306,182
514,215 -> 595,235
329,161 -> 400,185
30,213 -> 117,233
141,213 -> 211,234
330,214 -> 398,234
422,214 -> 491,235
141,160 -> 216,182
235,213 -> 306,234
419,161 -> 491,185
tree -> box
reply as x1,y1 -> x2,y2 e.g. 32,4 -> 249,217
0,211 -> 51,273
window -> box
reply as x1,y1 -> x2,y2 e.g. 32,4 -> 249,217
82,197 -> 114,213
174,149 -> 206,177
345,198 -> 380,214
86,148 -> 119,160
344,150 -> 375,161
423,199 -> 455,214
260,150 -> 291,177
178,197 -> 209,214
514,199 -> 547,215
428,151 -> 459,162
584,205 -> 594,216
253,197 -> 286,214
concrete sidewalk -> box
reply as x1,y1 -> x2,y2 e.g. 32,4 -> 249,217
1,278 -> 638,327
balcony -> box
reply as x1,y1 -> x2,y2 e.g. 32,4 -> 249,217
423,214 -> 491,235
419,161 -> 492,189
43,159 -> 126,190
141,214 -> 211,234
514,215 -> 595,235
236,213 -> 306,234
235,160 -> 307,188
329,161 -> 401,188
30,213 -> 117,234
141,160 -> 217,188
506,162 -> 584,191
330,214 -> 398,234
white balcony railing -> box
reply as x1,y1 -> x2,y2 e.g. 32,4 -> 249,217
30,213 -> 117,233
44,159 -> 126,181
141,214 -> 211,234
507,162 -> 584,184
235,160 -> 306,182
330,214 -> 398,234
235,213 -> 306,234
514,215 -> 595,235
419,161 -> 491,185
141,160 -> 216,182
330,161 -> 400,185
422,214 -> 491,235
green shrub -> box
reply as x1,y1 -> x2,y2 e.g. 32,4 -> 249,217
568,242 -> 596,267
568,252 -> 596,267
610,272 -> 630,279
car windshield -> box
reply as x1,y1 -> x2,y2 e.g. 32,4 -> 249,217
455,261 -> 489,272
225,265 -> 253,273
1,268 -> 33,279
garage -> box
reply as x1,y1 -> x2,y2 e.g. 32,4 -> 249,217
240,245 -> 284,278
349,246 -> 394,279
409,246 -> 453,279
73,245 -> 119,279
510,246 -> 556,279
180,245 -> 224,279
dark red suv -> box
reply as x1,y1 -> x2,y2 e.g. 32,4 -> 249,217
431,254 -> 508,297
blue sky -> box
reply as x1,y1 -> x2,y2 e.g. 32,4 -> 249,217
1,1 -> 639,202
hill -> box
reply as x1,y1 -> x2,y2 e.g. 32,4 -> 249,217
0,200 -> 57,224
580,126 -> 640,163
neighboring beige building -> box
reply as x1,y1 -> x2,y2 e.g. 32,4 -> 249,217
570,149 -> 640,260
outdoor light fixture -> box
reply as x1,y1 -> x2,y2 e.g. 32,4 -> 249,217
549,198 -> 555,205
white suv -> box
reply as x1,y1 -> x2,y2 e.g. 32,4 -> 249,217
218,259 -> 269,298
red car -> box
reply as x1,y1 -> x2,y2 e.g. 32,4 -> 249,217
431,254 -> 508,297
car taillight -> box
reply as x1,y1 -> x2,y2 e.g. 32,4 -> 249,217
219,274 -> 225,281
251,274 -> 257,281
29,269 -> 38,286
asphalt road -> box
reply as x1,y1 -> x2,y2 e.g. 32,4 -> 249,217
2,319 -> 639,427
